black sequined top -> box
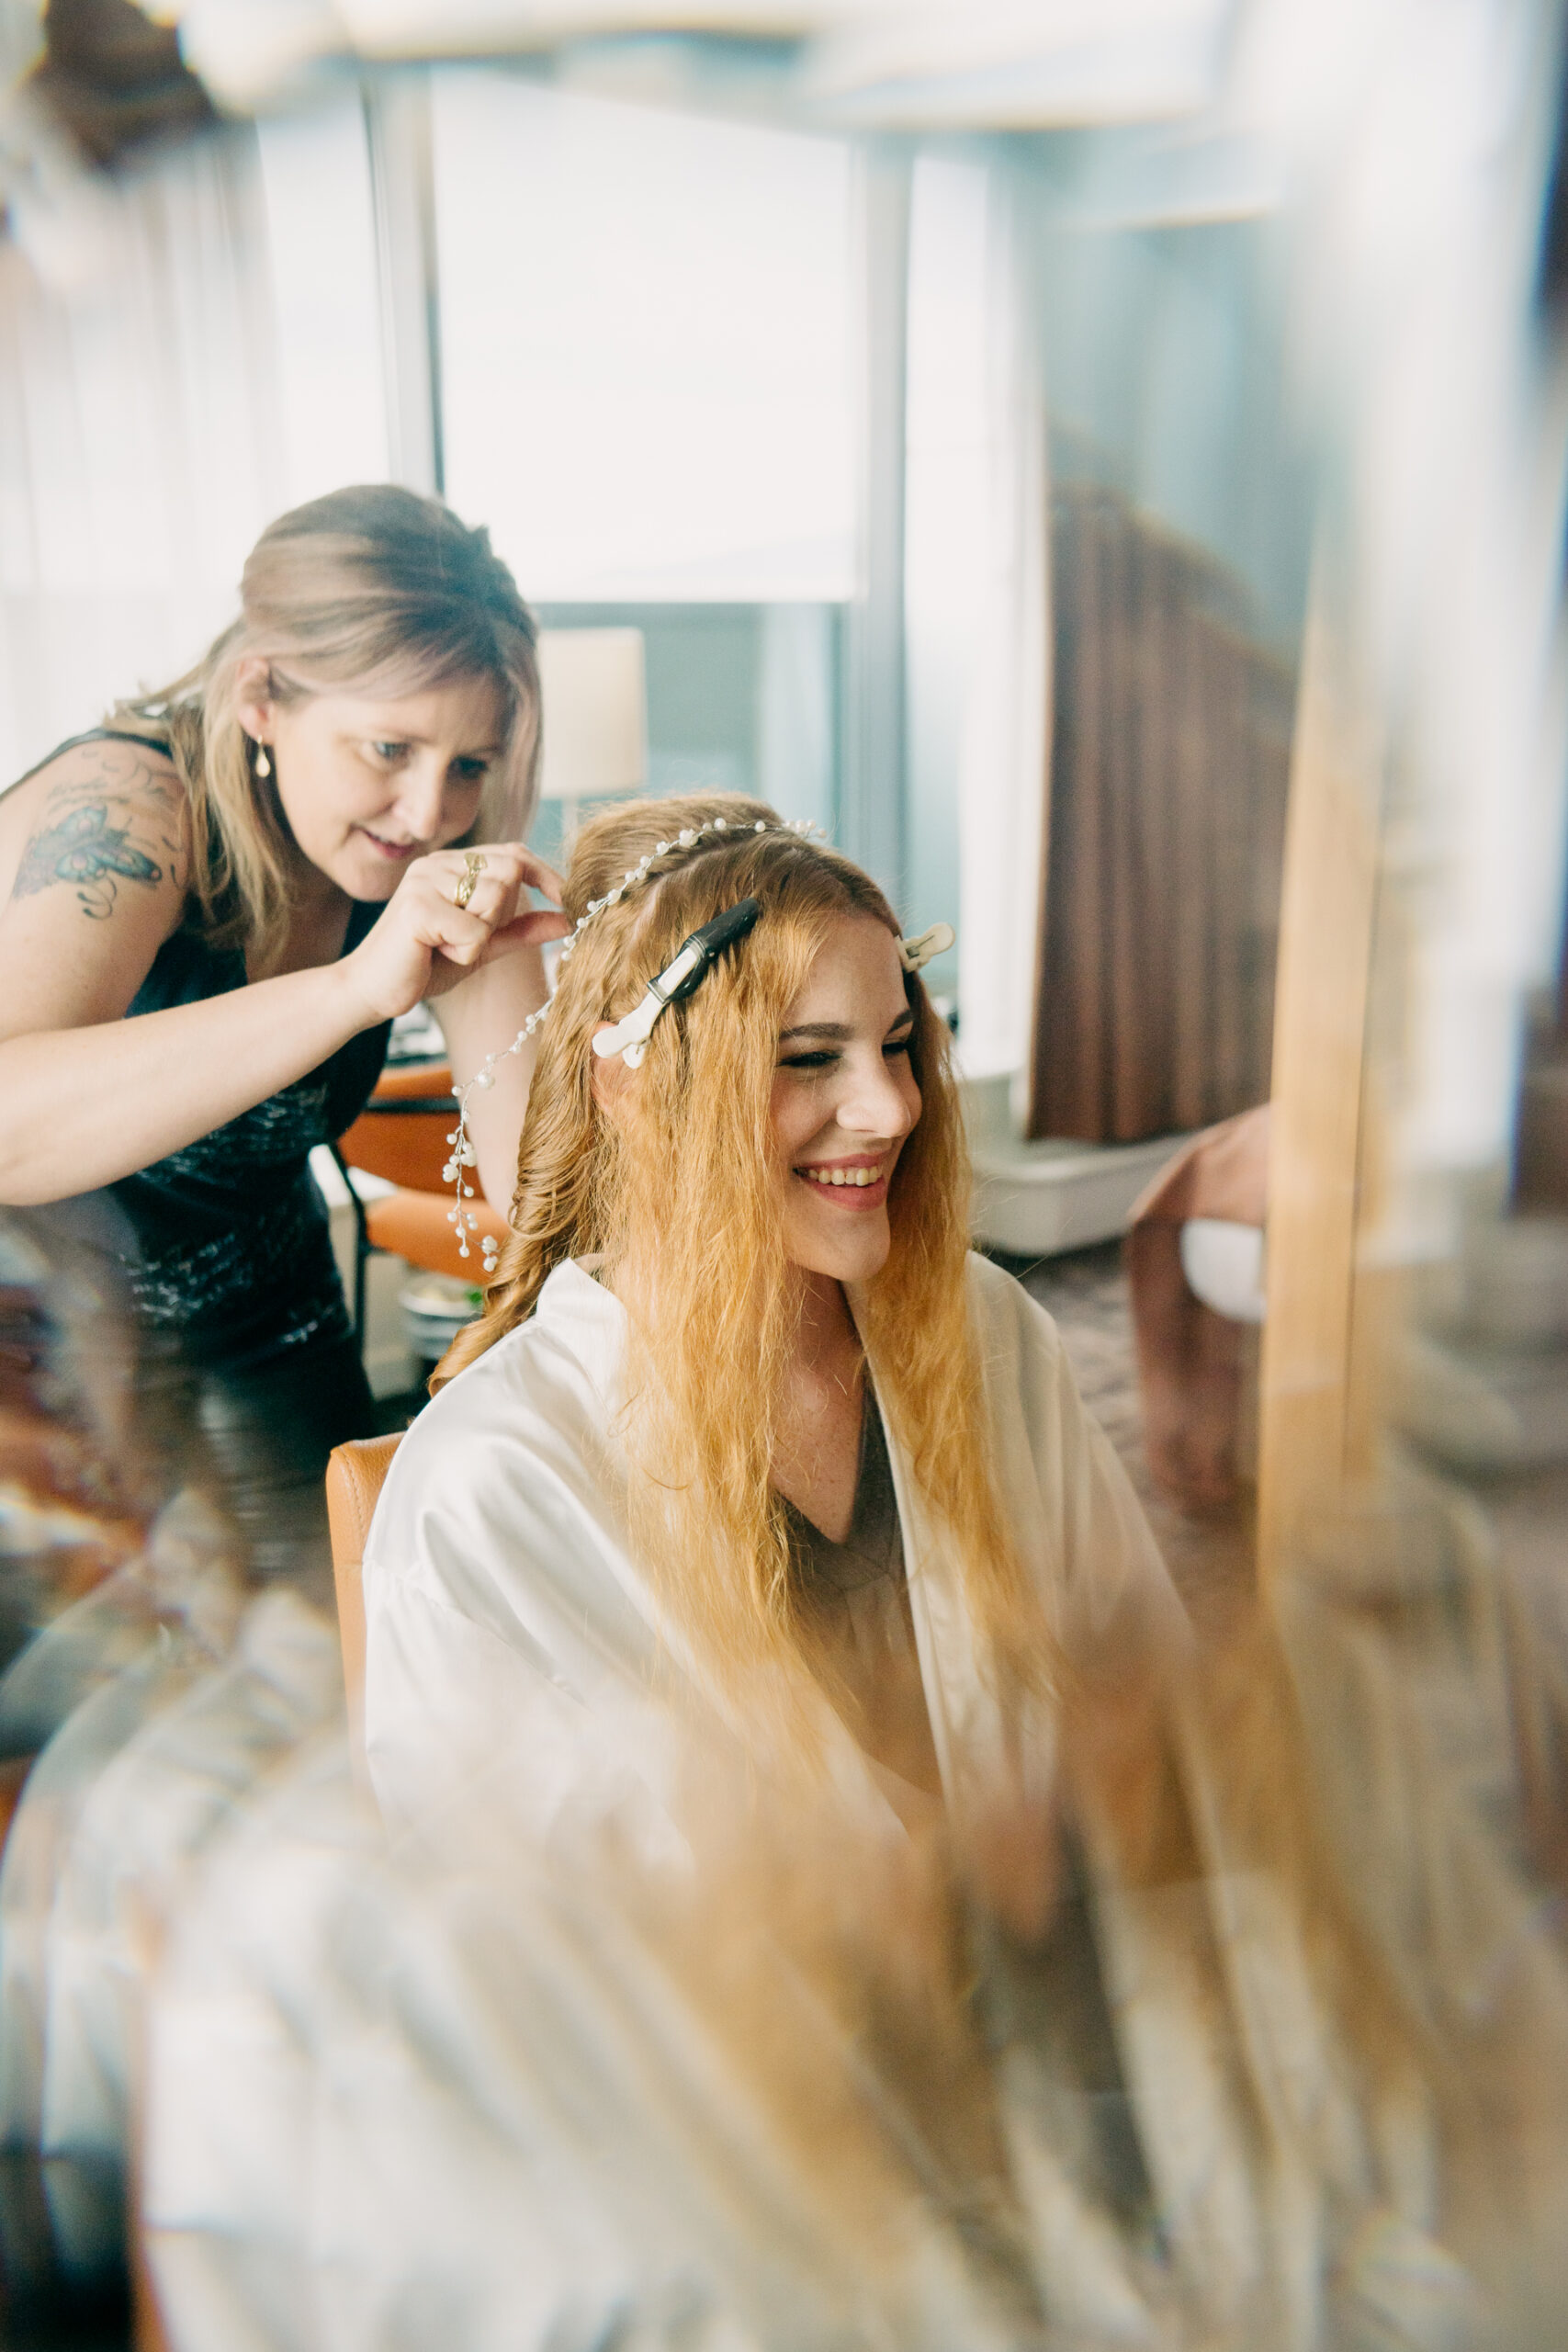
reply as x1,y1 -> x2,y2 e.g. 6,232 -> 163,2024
108,907 -> 390,1372
18,731 -> 391,1374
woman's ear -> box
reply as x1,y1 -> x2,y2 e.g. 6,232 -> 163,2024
590,1023 -> 634,1121
233,656 -> 276,745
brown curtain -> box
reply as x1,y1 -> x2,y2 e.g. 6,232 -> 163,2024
1514,922 -> 1568,1211
1026,479 -> 1297,1143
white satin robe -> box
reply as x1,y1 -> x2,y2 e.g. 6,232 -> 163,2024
357,1259 -> 1506,2346
362,1251 -> 1186,1843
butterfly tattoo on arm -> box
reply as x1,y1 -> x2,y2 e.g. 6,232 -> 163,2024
10,749 -> 186,921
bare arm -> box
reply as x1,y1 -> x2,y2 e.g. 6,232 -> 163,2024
0,967 -> 385,1204
431,942 -> 550,1215
0,743 -> 566,1206
0,742 -> 367,1203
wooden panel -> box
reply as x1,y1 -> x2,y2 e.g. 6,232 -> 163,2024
1257,595 -> 1382,1586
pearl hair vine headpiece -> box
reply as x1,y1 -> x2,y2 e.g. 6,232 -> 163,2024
444,816 -> 818,1269
442,813 -> 954,1273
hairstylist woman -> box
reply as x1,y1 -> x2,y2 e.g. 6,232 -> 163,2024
0,485 -> 567,1587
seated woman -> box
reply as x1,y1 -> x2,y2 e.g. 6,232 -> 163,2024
364,792 -> 1184,1842
348,816 -> 1553,2337
133,795 -> 1558,2346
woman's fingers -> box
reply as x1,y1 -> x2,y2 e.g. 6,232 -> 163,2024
417,893 -> 568,968
423,849 -> 524,930
432,843 -> 563,928
474,908 -> 572,961
511,845 -> 565,906
344,842 -> 564,1020
446,842 -> 564,906
422,913 -> 571,1002
429,910 -> 569,989
414,905 -> 494,968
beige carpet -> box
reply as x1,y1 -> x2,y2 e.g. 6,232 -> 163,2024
1005,1241 -> 1256,1635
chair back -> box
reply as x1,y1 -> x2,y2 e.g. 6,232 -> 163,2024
325,1434 -> 403,1755
336,1060 -> 508,1288
337,1062 -> 454,1193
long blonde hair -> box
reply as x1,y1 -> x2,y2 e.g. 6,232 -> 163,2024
118,485 -> 541,963
438,792 -> 1049,1707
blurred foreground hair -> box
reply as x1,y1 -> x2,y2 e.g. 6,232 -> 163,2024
436,793 -> 1049,1713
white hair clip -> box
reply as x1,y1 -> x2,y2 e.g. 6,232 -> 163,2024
593,899 -> 761,1069
897,922 -> 955,973
445,813 -> 824,1269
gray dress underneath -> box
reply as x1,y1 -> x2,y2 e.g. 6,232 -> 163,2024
784,1393 -> 1156,2256
782,1394 -> 944,1826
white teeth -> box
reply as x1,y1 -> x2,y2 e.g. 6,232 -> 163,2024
799,1164 -> 882,1189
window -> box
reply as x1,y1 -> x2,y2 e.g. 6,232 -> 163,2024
433,73 -> 855,851
433,74 -> 856,604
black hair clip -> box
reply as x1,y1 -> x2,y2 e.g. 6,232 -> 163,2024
592,899 -> 762,1069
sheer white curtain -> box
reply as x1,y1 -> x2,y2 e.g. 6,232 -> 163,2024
904,156 -> 1048,1080
0,96 -> 387,786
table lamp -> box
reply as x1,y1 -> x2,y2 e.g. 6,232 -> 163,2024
536,627 -> 648,840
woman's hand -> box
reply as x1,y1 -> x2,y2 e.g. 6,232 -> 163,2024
337,843 -> 570,1026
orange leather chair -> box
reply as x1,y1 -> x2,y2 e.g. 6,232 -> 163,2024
333,1062 -> 507,1336
324,1432 -> 403,1763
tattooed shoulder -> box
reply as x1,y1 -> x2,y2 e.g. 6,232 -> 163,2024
9,742 -> 189,922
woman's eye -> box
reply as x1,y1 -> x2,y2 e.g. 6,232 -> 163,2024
779,1051 -> 837,1072
884,1036 -> 913,1059
449,757 -> 490,786
370,741 -> 408,763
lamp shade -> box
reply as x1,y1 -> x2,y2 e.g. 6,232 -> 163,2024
536,628 -> 647,801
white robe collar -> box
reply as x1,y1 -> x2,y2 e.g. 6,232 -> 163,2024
525,1255 -> 1004,1816
369,1249 -> 1178,1848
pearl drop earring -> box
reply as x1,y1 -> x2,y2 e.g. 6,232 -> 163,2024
254,741 -> 272,780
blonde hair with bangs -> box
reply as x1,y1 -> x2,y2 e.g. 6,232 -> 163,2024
115,485 -> 541,964
438,792 -> 1050,1708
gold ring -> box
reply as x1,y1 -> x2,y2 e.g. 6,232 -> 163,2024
454,852 -> 488,910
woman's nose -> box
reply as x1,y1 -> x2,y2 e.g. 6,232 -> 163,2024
392,760 -> 447,844
839,1051 -> 914,1139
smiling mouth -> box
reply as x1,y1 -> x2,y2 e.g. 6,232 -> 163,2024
797,1161 -> 884,1189
793,1157 -> 894,1207
358,830 -> 423,858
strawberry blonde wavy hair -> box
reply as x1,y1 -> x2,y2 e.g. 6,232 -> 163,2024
437,792 -> 1050,1706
